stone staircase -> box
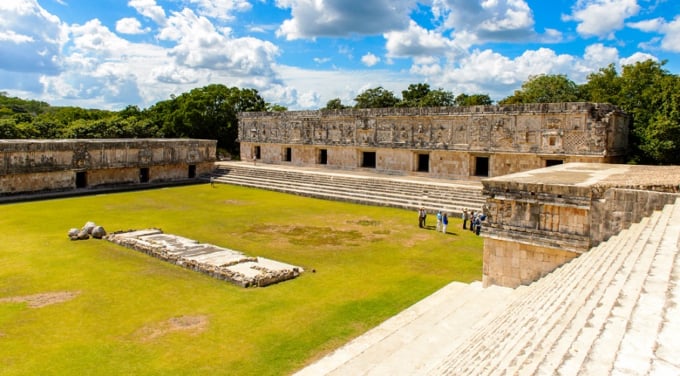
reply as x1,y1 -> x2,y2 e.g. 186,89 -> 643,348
432,199 -> 680,375
294,199 -> 680,375
210,162 -> 485,214
294,282 -> 515,376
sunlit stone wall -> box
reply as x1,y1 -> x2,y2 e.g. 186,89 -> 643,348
239,103 -> 628,179
0,139 -> 216,195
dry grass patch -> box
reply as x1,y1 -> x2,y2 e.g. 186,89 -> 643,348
0,291 -> 80,308
131,315 -> 209,342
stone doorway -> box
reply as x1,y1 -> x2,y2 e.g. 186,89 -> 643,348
417,153 -> 430,172
75,171 -> 87,188
474,156 -> 489,177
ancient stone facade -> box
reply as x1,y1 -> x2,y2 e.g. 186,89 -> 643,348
482,163 -> 680,287
239,103 -> 628,179
0,139 -> 216,196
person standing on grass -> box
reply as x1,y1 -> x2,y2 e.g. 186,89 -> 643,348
462,209 -> 469,230
210,176 -> 215,188
442,213 -> 448,234
418,207 -> 427,228
436,210 -> 442,232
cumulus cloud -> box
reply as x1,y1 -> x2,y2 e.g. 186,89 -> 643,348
629,15 -> 680,52
128,0 -> 167,26
275,0 -> 415,40
0,0 -> 65,74
564,0 -> 640,39
187,0 -> 252,21
385,20 -> 464,59
620,51 -> 658,66
435,0 -> 536,44
158,8 -> 279,77
361,52 -> 380,67
116,17 -> 150,34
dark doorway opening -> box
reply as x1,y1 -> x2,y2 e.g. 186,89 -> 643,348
188,164 -> 196,178
417,154 -> 430,172
254,146 -> 261,159
545,159 -> 564,167
139,168 -> 150,183
474,157 -> 489,177
75,171 -> 87,188
284,147 -> 292,162
318,149 -> 328,165
361,152 -> 376,168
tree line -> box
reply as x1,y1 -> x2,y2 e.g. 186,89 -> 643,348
1,59 -> 678,164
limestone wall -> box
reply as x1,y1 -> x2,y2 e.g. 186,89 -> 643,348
239,103 -> 628,178
0,139 -> 216,195
481,163 -> 680,288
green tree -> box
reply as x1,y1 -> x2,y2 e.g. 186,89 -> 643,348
500,74 -> 582,104
580,64 -> 622,104
323,98 -> 348,110
266,103 -> 288,112
354,87 -> 399,108
454,93 -> 493,106
400,83 -> 431,107
398,84 -> 455,107
618,60 -> 680,164
146,84 -> 266,155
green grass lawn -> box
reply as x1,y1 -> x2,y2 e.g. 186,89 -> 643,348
0,184 -> 483,375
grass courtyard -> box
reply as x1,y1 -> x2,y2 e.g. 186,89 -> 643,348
0,183 -> 483,375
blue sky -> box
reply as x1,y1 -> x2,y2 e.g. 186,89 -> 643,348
1,0 -> 679,110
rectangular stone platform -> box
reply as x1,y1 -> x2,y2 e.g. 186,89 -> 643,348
105,229 -> 303,287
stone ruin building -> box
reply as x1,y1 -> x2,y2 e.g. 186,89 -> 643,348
238,102 -> 629,180
0,138 -> 216,197
482,162 -> 680,287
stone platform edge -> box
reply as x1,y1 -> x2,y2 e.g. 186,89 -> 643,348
105,229 -> 303,287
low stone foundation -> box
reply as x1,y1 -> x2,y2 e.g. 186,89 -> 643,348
106,229 -> 303,287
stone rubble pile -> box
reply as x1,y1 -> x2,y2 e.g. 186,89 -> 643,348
68,221 -> 107,240
105,229 -> 303,287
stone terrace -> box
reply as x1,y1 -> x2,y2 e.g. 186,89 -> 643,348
210,161 -> 485,215
295,199 -> 680,375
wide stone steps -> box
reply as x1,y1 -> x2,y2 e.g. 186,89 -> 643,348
294,282 -> 515,376
213,171 -> 483,213
214,165 -> 483,202
210,163 -> 485,214
429,199 -> 680,375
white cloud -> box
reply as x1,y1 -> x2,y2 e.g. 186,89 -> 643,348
187,0 -> 252,21
0,0 -> 65,74
0,30 -> 34,43
361,52 -> 380,67
128,0 -> 167,26
436,0 -> 536,44
582,43 -> 620,70
629,15 -> 680,53
276,0 -> 416,40
564,0 -> 640,39
157,8 -> 279,76
116,17 -> 150,34
385,20 -> 464,59
620,51 -> 658,66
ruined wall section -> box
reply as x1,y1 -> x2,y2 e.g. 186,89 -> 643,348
239,103 -> 628,156
481,164 -> 680,288
0,139 -> 216,195
239,103 -> 628,178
